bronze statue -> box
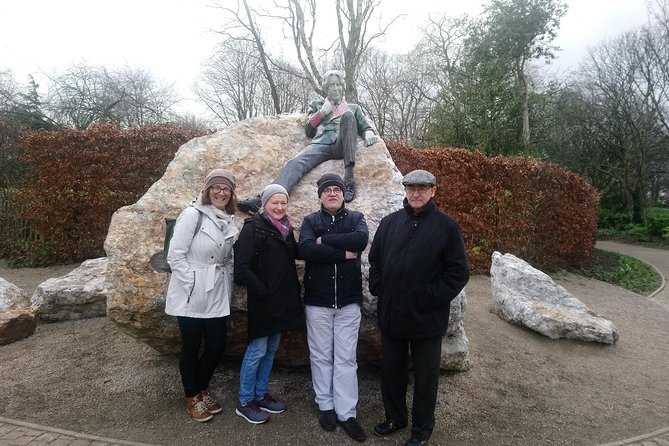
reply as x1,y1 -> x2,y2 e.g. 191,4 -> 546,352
238,70 -> 379,214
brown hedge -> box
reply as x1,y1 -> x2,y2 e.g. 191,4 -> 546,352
6,123 -> 209,265
386,141 -> 600,274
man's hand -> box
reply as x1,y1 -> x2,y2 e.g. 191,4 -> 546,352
345,251 -> 358,259
320,101 -> 332,116
364,130 -> 379,146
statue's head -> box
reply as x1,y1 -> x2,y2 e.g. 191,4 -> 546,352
322,70 -> 346,102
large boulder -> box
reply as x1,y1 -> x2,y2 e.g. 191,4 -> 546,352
105,114 -> 470,370
0,309 -> 37,345
0,277 -> 29,311
490,251 -> 618,344
0,278 -> 36,345
31,257 -> 108,322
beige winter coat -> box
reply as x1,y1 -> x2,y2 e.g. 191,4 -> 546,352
165,203 -> 238,318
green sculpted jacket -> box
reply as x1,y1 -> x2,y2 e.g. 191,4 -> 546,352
304,100 -> 374,145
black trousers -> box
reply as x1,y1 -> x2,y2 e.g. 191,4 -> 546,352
381,333 -> 442,441
177,316 -> 228,397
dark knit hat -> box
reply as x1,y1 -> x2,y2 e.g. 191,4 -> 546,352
203,169 -> 236,192
317,173 -> 345,196
261,184 -> 288,209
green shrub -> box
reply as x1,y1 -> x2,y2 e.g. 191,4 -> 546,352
599,207 -> 632,230
576,249 -> 662,295
645,207 -> 669,238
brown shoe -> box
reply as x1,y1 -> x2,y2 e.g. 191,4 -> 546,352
199,390 -> 222,414
186,395 -> 213,422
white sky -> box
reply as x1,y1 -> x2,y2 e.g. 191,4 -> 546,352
0,0 -> 651,116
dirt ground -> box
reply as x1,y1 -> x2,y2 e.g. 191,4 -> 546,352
1,262 -> 668,446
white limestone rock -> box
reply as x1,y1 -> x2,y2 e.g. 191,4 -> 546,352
0,308 -> 37,345
104,114 -> 471,370
490,251 -> 618,344
0,277 -> 29,311
442,291 -> 470,370
31,257 -> 108,322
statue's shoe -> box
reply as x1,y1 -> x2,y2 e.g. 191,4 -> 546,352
344,180 -> 356,203
238,196 -> 261,214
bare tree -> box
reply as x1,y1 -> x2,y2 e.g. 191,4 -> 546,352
358,48 -> 435,144
210,0 -> 283,114
46,63 -> 177,130
195,39 -> 267,126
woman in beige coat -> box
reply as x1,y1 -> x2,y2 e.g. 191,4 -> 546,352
165,169 -> 239,422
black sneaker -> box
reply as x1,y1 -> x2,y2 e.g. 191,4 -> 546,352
238,196 -> 261,214
344,180 -> 356,203
338,416 -> 366,442
319,409 -> 337,432
405,436 -> 430,446
374,419 -> 407,437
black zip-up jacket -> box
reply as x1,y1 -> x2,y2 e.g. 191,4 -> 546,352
299,205 -> 369,308
369,199 -> 470,338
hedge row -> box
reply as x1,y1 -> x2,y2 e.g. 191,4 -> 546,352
386,141 -> 600,273
2,124 -> 209,265
3,128 -> 598,271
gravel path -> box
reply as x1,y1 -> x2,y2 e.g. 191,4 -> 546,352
1,252 -> 668,446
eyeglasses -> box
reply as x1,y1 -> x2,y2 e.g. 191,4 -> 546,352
405,185 -> 433,194
322,187 -> 343,195
210,185 -> 232,194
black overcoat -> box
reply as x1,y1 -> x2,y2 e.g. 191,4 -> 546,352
369,199 -> 470,339
234,213 -> 304,340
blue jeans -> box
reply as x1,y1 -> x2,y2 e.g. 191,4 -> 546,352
238,333 -> 281,404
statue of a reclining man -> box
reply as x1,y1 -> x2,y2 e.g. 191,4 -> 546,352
238,70 -> 379,214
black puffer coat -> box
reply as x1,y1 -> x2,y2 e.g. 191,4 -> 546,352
369,199 -> 469,339
233,213 -> 304,340
298,205 -> 369,308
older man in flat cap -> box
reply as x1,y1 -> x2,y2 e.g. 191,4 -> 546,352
368,169 -> 469,446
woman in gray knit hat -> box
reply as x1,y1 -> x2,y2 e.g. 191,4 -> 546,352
233,184 -> 305,424
164,169 -> 239,422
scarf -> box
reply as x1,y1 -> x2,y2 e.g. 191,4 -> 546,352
329,99 -> 349,120
267,213 -> 291,239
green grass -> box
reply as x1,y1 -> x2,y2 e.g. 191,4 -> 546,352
572,249 -> 662,295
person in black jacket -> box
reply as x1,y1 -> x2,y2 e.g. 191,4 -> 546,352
369,170 -> 470,446
233,184 -> 305,424
298,173 -> 369,442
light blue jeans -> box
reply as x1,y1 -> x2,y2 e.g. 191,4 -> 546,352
238,333 -> 281,404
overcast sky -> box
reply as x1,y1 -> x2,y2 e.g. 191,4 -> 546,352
0,0 -> 651,116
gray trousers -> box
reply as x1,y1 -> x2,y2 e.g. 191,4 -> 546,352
274,111 -> 357,194
305,303 -> 362,420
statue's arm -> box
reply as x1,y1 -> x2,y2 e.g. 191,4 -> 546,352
352,104 -> 379,145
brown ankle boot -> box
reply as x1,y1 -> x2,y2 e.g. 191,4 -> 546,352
199,390 -> 222,414
185,394 -> 213,422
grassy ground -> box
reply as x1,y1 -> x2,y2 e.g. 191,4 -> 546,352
571,248 -> 663,295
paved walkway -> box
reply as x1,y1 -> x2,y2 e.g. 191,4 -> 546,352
2,241 -> 667,446
595,241 -> 669,446
596,241 -> 669,309
0,416 -> 159,446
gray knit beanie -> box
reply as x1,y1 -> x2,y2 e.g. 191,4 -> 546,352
261,184 -> 289,209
